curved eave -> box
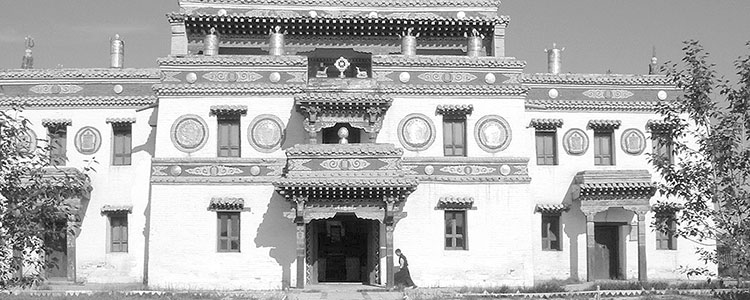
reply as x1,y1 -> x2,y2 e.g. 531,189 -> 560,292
180,0 -> 502,8
380,84 -> 528,96
0,95 -> 157,109
153,83 -> 304,96
521,73 -> 675,87
372,55 -> 526,69
158,55 -> 308,67
0,68 -> 161,81
525,99 -> 658,112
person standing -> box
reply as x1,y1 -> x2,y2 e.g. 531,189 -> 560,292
394,249 -> 417,289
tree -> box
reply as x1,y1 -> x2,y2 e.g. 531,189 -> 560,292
651,40 -> 750,284
0,108 -> 91,288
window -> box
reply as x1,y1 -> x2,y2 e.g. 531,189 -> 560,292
652,132 -> 673,163
112,124 -> 132,165
443,118 -> 466,156
217,117 -> 240,157
48,125 -> 67,166
444,210 -> 467,250
536,131 -> 557,165
109,214 -> 128,252
217,212 -> 240,252
541,214 -> 561,250
656,214 -> 677,250
594,131 -> 614,165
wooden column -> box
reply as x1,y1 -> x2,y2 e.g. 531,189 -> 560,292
385,224 -> 395,289
296,223 -> 306,288
585,213 -> 596,282
636,211 -> 648,281
66,220 -> 77,282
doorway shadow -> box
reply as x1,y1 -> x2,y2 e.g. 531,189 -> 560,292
254,192 -> 296,289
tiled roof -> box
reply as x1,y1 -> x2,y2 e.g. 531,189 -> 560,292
651,202 -> 683,215
436,104 -> 473,115
286,144 -> 403,156
525,99 -> 658,112
0,68 -> 160,80
437,197 -> 474,209
158,55 -> 307,67
181,0 -> 502,8
646,119 -> 677,132
106,117 -> 137,125
101,205 -> 133,214
41,118 -> 72,127
587,119 -> 622,130
579,182 -> 655,198
381,84 -> 528,96
0,96 -> 157,108
535,204 -> 570,214
153,83 -> 303,96
208,197 -> 245,210
521,73 -> 673,86
372,55 -> 525,68
295,93 -> 393,105
528,118 -> 563,130
274,177 -> 418,188
210,105 -> 248,115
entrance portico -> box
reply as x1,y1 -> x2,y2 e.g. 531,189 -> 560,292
573,170 -> 655,282
274,143 -> 417,288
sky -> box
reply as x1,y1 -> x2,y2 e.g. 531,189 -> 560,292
1,0 -> 749,79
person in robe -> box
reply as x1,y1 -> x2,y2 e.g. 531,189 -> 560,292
394,249 -> 417,289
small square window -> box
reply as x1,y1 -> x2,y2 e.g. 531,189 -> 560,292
109,214 -> 128,253
444,210 -> 467,250
217,212 -> 240,252
541,214 -> 561,251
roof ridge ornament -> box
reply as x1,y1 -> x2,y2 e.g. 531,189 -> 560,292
544,43 -> 564,74
21,36 -> 34,69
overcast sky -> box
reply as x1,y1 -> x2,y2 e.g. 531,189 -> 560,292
1,0 -> 749,79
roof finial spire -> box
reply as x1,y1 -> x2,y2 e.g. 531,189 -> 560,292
21,36 -> 34,69
648,45 -> 659,75
544,43 -> 564,74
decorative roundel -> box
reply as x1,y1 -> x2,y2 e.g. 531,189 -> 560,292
217,9 -> 227,16
399,72 -> 410,83
474,115 -> 512,153
621,128 -> 646,155
456,11 -> 466,19
309,10 -> 318,17
397,113 -> 436,151
548,88 -> 559,99
185,72 -> 197,84
269,72 -> 281,83
74,126 -> 102,155
484,73 -> 496,84
562,128 -> 589,155
368,11 -> 378,18
113,84 -> 124,94
657,90 -> 668,100
17,128 -> 38,153
248,114 -> 285,153
170,114 -> 208,153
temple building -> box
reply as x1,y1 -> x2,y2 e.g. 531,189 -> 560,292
0,0 -> 713,290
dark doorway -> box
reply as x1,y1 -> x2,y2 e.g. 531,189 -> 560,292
322,123 -> 361,144
310,214 -> 378,284
593,225 -> 620,280
44,219 -> 68,279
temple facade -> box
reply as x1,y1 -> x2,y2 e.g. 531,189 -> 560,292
0,0 -> 713,290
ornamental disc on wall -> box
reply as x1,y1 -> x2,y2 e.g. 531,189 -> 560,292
621,128 -> 646,155
170,114 -> 208,153
248,114 -> 285,153
562,128 -> 588,155
397,113 -> 436,151
74,126 -> 102,155
474,115 -> 511,153
17,128 -> 38,153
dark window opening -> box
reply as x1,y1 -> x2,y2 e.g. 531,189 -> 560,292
444,210 -> 467,250
443,117 -> 466,157
594,131 -> 614,165
656,214 -> 677,250
217,212 -> 240,252
652,133 -> 673,163
218,117 -> 241,157
47,125 -> 67,166
110,214 -> 128,253
536,131 -> 557,165
112,125 -> 132,166
322,123 -> 361,144
542,214 -> 561,251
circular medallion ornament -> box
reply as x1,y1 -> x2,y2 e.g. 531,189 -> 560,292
169,165 -> 182,176
456,11 -> 466,19
484,73 -> 496,84
186,72 -> 197,83
368,11 -> 378,18
250,166 -> 261,176
217,9 -> 227,16
424,165 -> 434,175
248,114 -> 285,153
474,115 -> 512,153
657,90 -> 668,100
170,114 -> 208,153
269,72 -> 281,83
309,10 -> 318,17
562,128 -> 589,155
548,88 -> 559,99
500,164 -> 511,176
17,128 -> 38,153
397,113 -> 436,151
621,128 -> 646,155
74,126 -> 102,155
113,84 -> 124,94
399,72 -> 410,83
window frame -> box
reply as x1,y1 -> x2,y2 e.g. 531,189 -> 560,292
217,211 -> 241,252
652,132 -> 673,164
535,130 -> 558,165
541,214 -> 562,251
442,116 -> 467,157
109,214 -> 128,253
112,124 -> 132,166
593,130 -> 615,166
655,214 -> 677,250
217,116 -> 241,157
444,210 -> 467,250
47,125 -> 67,166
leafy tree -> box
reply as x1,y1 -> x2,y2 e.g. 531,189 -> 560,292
0,108 -> 91,288
652,40 -> 750,284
